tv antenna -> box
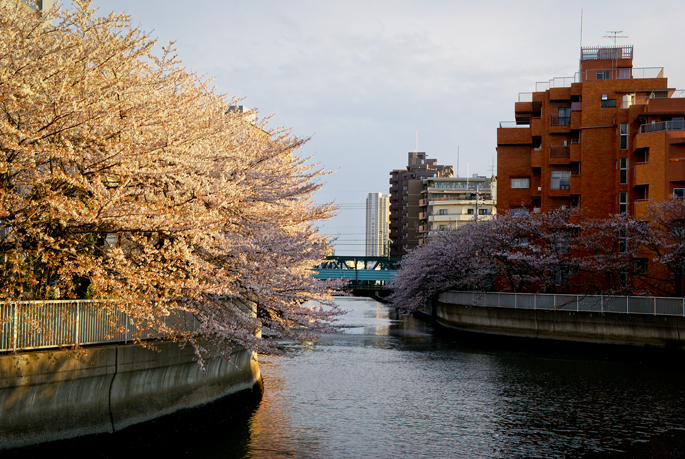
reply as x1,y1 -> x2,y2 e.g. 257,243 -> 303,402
488,157 -> 496,176
603,30 -> 628,46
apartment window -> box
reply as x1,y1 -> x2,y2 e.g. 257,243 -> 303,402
620,123 -> 629,150
601,99 -> 617,108
438,209 -> 447,215
555,233 -> 570,255
550,170 -> 571,190
467,208 -> 475,215
619,192 -> 628,213
511,178 -> 529,189
511,208 -> 529,217
479,208 -> 491,215
597,70 -> 611,80
619,272 -> 628,288
674,188 -> 685,199
619,158 -> 628,185
618,229 -> 627,253
633,258 -> 648,275
558,107 -> 571,126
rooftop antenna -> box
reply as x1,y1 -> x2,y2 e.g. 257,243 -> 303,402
580,9 -> 583,49
488,157 -> 496,176
603,30 -> 628,46
415,131 -> 418,153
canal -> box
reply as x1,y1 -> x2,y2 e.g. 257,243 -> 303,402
10,296 -> 685,458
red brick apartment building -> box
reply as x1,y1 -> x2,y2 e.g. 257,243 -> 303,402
497,45 -> 685,219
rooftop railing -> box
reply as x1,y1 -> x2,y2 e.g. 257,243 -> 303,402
441,291 -> 685,317
518,92 -> 533,103
580,45 -> 634,61
0,300 -> 199,353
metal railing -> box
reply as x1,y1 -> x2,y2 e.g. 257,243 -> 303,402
0,300 -> 199,353
550,115 -> 571,127
581,46 -> 633,61
550,145 -> 571,158
441,291 -> 685,316
550,177 -> 571,190
638,120 -> 685,134
518,92 -> 533,103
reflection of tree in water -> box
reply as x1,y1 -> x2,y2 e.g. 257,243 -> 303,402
244,358 -> 326,459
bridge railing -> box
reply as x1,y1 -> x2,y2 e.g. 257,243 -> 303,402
0,300 -> 199,353
440,291 -> 685,317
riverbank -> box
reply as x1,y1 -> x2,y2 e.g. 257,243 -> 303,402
0,340 -> 262,449
427,291 -> 685,351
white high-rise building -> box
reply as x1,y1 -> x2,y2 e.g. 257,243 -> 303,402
365,193 -> 390,257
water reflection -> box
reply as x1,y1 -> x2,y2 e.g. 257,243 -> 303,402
239,297 -> 685,459
8,296 -> 685,458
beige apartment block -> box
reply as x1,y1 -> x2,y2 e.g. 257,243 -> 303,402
418,175 -> 497,245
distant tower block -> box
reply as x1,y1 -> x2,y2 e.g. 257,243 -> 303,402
365,193 -> 390,257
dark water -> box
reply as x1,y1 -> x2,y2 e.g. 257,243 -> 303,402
10,296 -> 685,458
235,297 -> 685,459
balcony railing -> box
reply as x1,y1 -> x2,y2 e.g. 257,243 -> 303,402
550,115 -> 571,127
499,121 -> 530,128
580,67 -> 663,81
518,92 -> 533,103
550,177 -> 571,190
638,120 -> 685,134
550,145 -> 571,158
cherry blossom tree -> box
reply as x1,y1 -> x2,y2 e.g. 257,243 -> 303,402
632,198 -> 685,296
0,0 -> 340,356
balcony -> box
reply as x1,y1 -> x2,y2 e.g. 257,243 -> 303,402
531,117 -> 543,137
634,161 -> 651,186
497,124 -> 532,145
550,115 -> 571,133
550,145 -> 570,158
638,120 -> 685,134
549,145 -> 571,165
418,212 -> 427,220
550,177 -> 570,190
570,143 -> 581,161
531,148 -> 543,168
579,67 -> 663,82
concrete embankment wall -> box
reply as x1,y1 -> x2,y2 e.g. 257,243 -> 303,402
0,341 -> 261,449
436,297 -> 685,349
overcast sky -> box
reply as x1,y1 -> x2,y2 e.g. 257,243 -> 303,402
70,0 -> 685,255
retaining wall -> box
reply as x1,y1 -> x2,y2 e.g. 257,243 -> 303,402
436,298 -> 685,349
0,341 -> 261,449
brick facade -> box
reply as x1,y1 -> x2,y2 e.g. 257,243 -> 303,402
497,45 -> 685,219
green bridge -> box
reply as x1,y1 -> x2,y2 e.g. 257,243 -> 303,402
313,256 -> 401,289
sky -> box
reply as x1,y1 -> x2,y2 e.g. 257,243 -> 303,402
66,0 -> 685,255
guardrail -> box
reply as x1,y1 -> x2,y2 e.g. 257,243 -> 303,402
0,300 -> 199,353
441,291 -> 685,316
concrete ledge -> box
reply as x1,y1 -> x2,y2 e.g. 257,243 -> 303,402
0,341 -> 261,449
435,302 -> 685,349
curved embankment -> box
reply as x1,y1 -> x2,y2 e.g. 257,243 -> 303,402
0,341 -> 262,449
434,295 -> 685,349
